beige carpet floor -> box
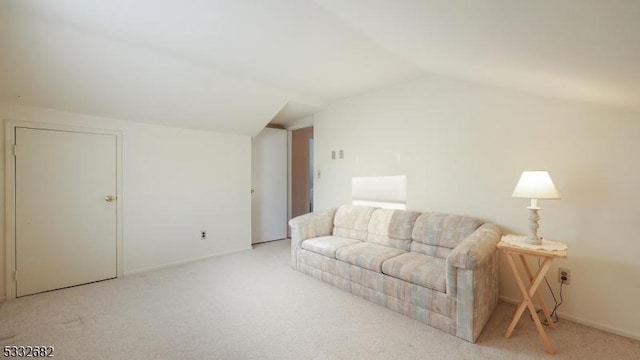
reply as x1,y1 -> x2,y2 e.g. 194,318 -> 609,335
1,239 -> 638,359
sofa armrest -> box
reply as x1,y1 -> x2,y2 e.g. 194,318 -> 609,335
446,223 -> 501,341
289,208 -> 337,269
447,223 -> 501,270
445,223 -> 501,296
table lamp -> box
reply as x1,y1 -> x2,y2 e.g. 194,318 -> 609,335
512,171 -> 560,245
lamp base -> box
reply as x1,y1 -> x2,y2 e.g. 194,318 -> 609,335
524,235 -> 542,245
525,206 -> 542,245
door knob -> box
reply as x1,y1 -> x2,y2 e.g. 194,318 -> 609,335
104,195 -> 116,202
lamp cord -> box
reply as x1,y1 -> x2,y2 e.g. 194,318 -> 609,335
536,258 -> 565,325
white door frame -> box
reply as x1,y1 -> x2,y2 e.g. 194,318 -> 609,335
4,120 -> 124,300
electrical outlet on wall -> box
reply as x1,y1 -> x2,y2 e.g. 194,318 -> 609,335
558,268 -> 571,285
201,230 -> 207,240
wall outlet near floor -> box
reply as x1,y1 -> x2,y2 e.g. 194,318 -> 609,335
201,230 -> 207,240
558,268 -> 571,285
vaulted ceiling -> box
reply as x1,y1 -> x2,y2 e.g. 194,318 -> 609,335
1,1 -> 639,135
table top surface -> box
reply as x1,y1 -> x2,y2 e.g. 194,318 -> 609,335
497,240 -> 568,259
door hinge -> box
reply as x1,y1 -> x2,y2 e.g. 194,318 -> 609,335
14,270 -> 18,281
13,145 -> 17,157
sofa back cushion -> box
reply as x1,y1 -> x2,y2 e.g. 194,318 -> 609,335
333,205 -> 377,240
366,209 -> 421,250
410,213 -> 482,258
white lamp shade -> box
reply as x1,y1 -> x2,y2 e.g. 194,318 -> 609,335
512,171 -> 561,199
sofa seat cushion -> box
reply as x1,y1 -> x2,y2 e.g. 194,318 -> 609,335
381,252 -> 446,293
301,236 -> 362,259
336,242 -> 405,273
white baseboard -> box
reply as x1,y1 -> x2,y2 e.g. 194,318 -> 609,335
123,247 -> 252,276
499,295 -> 640,341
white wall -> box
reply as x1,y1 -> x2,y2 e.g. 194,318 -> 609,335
313,76 -> 640,340
0,103 -> 252,299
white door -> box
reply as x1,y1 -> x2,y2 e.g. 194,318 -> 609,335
15,127 -> 117,297
251,127 -> 287,244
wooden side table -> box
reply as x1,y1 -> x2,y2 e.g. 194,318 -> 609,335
497,239 -> 568,354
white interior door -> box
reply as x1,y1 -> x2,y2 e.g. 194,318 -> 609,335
15,127 -> 117,297
251,127 -> 287,244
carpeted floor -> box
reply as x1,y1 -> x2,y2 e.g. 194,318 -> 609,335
1,239 -> 638,359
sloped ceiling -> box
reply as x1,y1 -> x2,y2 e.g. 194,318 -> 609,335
1,1 -> 639,135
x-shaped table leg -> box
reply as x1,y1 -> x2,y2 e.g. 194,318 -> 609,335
504,252 -> 556,354
519,254 -> 556,330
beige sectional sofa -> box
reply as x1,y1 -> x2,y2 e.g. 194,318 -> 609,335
289,205 -> 501,342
